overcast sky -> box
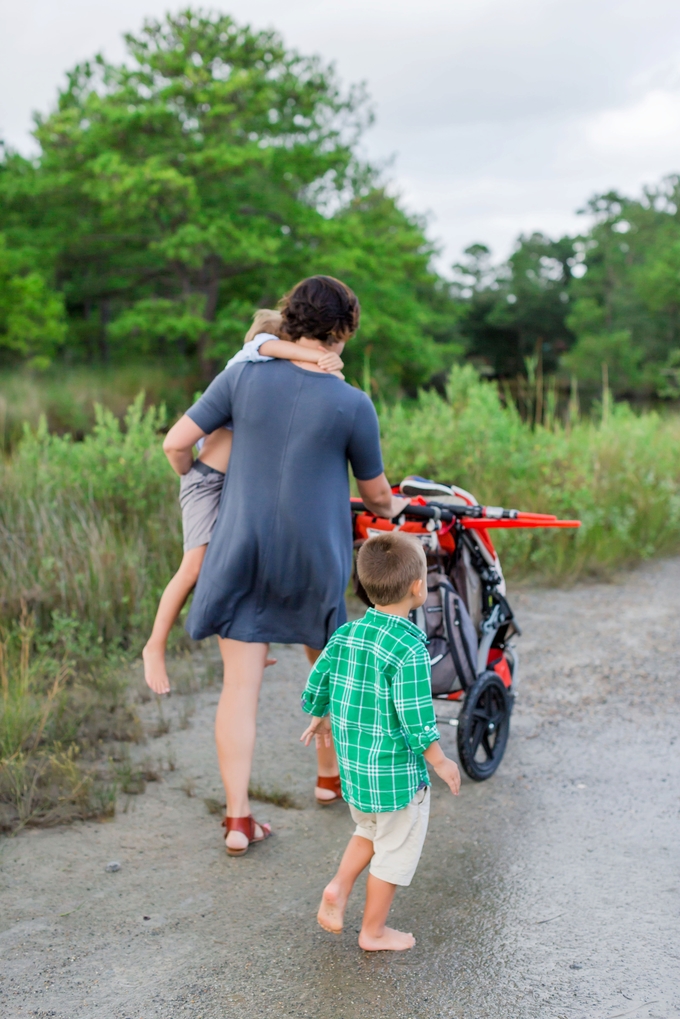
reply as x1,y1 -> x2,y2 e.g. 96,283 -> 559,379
2,0 -> 680,267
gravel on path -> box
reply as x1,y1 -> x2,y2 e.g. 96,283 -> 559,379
1,558 -> 679,1019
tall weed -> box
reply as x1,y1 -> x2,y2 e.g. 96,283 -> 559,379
380,366 -> 680,578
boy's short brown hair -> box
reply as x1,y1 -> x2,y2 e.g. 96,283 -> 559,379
357,531 -> 426,607
244,308 -> 283,345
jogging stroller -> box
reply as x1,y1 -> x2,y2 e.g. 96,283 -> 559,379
350,476 -> 580,781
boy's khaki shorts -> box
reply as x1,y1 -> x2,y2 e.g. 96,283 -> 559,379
349,786 -> 430,887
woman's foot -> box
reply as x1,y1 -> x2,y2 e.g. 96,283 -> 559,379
315,774 -> 343,804
222,815 -> 272,856
142,642 -> 171,695
317,879 -> 348,933
358,927 -> 416,952
225,822 -> 265,853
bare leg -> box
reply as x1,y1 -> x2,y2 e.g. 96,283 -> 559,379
143,545 -> 206,694
317,835 -> 374,933
304,645 -> 340,801
358,875 -> 415,952
215,638 -> 268,853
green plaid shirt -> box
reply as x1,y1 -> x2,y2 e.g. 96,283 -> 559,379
301,607 -> 440,812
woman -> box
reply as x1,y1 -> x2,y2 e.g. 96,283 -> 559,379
163,276 -> 408,855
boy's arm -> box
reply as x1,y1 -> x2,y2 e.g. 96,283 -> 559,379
259,339 -> 344,374
300,648 -> 332,746
391,646 -> 440,755
393,646 -> 461,796
300,647 -> 332,718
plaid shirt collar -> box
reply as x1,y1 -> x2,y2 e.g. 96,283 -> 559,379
364,607 -> 428,644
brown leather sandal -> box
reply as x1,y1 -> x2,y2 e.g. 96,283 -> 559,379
315,775 -> 343,806
222,814 -> 272,856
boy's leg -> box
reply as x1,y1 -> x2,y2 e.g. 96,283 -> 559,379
358,876 -> 415,951
143,545 -> 206,694
304,645 -> 340,801
317,835 -> 374,933
357,789 -> 430,951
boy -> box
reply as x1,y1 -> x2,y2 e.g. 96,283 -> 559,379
300,531 -> 461,951
143,309 -> 344,695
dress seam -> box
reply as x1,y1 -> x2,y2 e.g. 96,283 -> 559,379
253,373 -> 304,617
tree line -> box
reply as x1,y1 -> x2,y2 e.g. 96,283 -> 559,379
2,8 -> 680,400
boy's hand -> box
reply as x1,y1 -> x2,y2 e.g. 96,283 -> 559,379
300,714 -> 332,748
317,351 -> 344,374
424,739 -> 461,795
433,757 -> 461,796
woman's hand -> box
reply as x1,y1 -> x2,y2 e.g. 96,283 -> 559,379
300,715 -> 332,748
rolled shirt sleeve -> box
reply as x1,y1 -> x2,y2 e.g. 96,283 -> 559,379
392,646 -> 441,754
225,333 -> 277,368
301,647 -> 332,717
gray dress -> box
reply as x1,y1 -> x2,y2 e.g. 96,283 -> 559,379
185,360 -> 384,648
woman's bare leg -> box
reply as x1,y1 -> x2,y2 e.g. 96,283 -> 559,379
304,645 -> 340,801
216,638 -> 268,852
143,545 -> 206,695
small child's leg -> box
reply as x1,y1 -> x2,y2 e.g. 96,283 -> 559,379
358,875 -> 415,952
317,835 -> 374,933
143,545 -> 207,694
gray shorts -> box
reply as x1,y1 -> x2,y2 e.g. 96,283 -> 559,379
349,786 -> 430,887
179,461 -> 224,552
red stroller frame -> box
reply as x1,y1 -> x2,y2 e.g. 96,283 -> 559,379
350,477 -> 580,781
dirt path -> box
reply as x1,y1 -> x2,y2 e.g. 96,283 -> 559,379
2,559 -> 680,1019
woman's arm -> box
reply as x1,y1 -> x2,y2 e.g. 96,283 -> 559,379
163,414 -> 206,476
357,474 -> 411,519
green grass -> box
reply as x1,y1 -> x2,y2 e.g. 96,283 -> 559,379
3,364 -> 680,830
380,366 -> 680,580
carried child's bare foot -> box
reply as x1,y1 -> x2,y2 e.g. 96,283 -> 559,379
265,656 -> 277,667
358,927 -> 416,952
142,643 -> 171,695
317,879 -> 347,933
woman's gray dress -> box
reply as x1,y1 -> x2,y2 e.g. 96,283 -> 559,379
185,359 -> 384,648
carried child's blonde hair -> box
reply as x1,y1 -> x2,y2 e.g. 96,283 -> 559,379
244,308 -> 284,345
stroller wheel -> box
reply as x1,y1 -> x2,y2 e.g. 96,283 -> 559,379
457,671 -> 511,781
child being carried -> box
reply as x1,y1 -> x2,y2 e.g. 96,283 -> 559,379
143,310 -> 344,694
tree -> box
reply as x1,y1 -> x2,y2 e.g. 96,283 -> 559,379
0,9 -> 458,392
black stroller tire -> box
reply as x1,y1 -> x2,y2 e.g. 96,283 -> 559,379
457,671 -> 511,781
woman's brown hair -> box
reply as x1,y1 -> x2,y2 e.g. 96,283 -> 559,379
279,275 -> 360,344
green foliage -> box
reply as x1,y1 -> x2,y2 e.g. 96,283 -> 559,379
0,394 -> 180,642
0,8 -> 455,393
381,366 -> 680,578
0,235 -> 67,367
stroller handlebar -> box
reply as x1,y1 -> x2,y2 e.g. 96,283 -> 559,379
350,499 -> 581,529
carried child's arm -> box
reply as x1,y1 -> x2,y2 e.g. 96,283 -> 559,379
424,740 -> 461,796
259,338 -> 344,376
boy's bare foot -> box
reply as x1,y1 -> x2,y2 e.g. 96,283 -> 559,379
142,643 -> 171,695
317,879 -> 348,933
265,657 -> 277,667
358,927 -> 416,952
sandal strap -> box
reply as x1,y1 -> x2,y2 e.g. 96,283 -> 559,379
222,815 -> 255,839
316,775 -> 343,798
221,814 -> 272,842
